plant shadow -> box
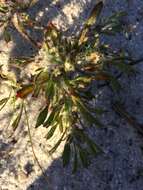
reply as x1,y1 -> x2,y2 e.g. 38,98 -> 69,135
8,0 -> 96,58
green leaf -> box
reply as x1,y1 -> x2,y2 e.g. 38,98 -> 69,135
35,71 -> 49,84
72,145 -> 78,173
73,76 -> 92,83
85,2 -> 103,26
29,0 -> 38,7
0,5 -> 8,13
110,76 -> 122,92
78,147 -> 89,168
12,104 -> 23,131
100,11 -> 126,35
0,91 -> 12,111
88,106 -> 106,115
114,62 -> 135,74
44,22 -> 61,54
35,106 -> 48,128
45,80 -> 55,101
49,129 -> 67,154
45,125 -> 57,140
76,99 -> 103,127
33,85 -> 41,97
89,142 -> 101,155
3,28 -> 11,43
62,143 -> 71,167
43,106 -> 59,127
78,28 -> 89,46
64,97 -> 72,113
78,2 -> 103,46
58,117 -> 63,133
49,135 -> 63,154
0,98 -> 9,106
84,135 -> 100,155
76,128 -> 100,155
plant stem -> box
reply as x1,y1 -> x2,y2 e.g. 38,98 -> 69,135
112,102 -> 143,136
0,89 -> 12,111
23,101 -> 49,183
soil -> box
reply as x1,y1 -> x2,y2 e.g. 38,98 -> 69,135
0,0 -> 143,190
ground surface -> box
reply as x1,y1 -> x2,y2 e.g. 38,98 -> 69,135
1,0 -> 143,190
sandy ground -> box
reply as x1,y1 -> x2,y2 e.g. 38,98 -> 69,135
0,0 -> 143,190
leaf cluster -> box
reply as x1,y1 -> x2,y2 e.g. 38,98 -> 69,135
0,1 -> 136,172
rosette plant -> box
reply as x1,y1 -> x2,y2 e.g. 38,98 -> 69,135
0,1 -> 137,172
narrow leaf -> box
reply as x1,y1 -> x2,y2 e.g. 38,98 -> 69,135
75,99 -> 103,127
45,125 -> 57,140
78,147 -> 89,168
3,28 -> 11,43
0,90 -> 12,111
0,97 -> 9,106
45,80 -> 54,101
43,107 -> 57,127
58,117 -> 63,133
85,135 -> 100,155
49,130 -> 67,154
72,145 -> 78,173
0,5 -> 8,13
35,106 -> 48,128
85,2 -> 103,26
62,143 -> 71,167
12,104 -> 23,131
114,62 -> 135,74
78,2 -> 103,46
110,76 -> 122,91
